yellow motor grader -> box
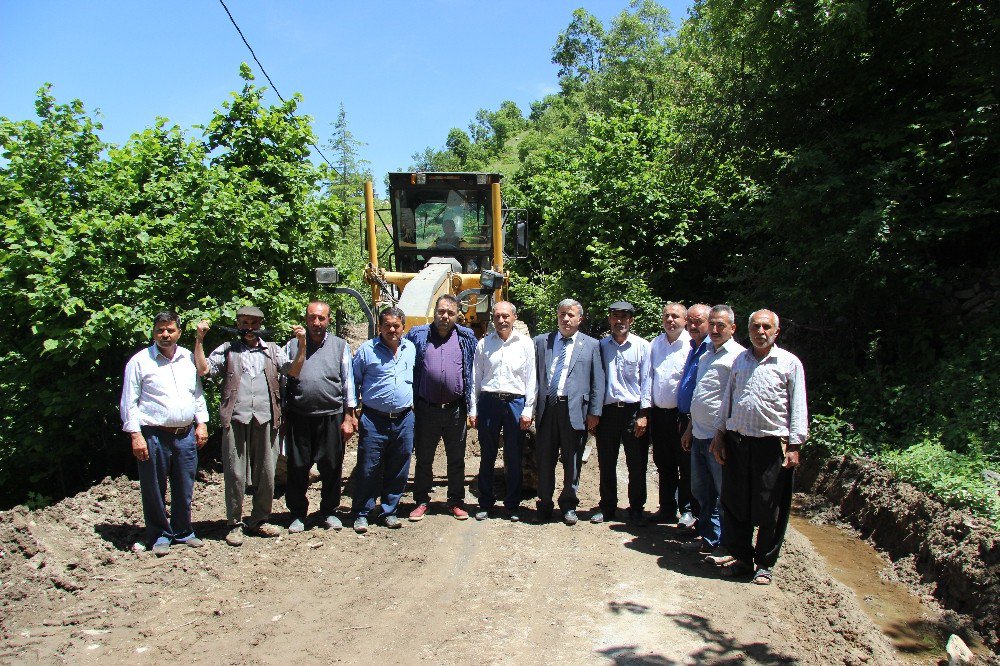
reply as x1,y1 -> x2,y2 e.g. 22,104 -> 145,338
359,172 -> 528,334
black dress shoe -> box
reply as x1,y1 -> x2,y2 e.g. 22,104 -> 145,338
649,510 -> 678,524
563,510 -> 579,526
533,510 -> 552,524
628,510 -> 648,527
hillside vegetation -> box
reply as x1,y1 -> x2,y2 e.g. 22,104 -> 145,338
412,0 -> 1000,525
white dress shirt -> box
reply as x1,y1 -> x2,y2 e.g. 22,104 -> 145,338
600,333 -> 651,408
714,345 -> 809,446
471,330 -> 537,419
690,337 -> 745,439
120,345 -> 209,432
647,329 -> 691,408
549,331 -> 578,397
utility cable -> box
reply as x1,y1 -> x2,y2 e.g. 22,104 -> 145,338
217,0 -> 336,170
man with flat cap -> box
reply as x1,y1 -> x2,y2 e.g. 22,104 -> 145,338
195,306 -> 307,546
594,301 -> 651,525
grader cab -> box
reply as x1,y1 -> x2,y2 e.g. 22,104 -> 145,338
361,172 -> 528,336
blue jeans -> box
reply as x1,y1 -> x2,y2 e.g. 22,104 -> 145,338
138,426 -> 199,546
690,436 -> 724,547
476,393 -> 525,511
352,410 -> 414,518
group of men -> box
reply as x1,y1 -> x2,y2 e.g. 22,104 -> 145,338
120,296 -> 806,585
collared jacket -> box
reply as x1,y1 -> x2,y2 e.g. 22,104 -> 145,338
405,324 -> 477,411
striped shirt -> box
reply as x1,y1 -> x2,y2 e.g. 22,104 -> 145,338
690,337 -> 745,440
714,345 -> 808,446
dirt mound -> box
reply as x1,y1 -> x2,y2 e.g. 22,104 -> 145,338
0,475 -> 141,622
798,453 -> 1000,650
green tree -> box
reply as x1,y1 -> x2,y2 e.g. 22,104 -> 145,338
0,66 -> 361,506
327,103 -> 371,228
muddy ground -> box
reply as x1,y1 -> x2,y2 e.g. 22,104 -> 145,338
797,453 -> 1000,654
1,434 -> 940,666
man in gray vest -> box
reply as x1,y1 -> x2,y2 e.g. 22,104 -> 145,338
195,306 -> 306,546
283,301 -> 357,534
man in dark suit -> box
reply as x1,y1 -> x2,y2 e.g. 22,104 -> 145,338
533,298 -> 606,525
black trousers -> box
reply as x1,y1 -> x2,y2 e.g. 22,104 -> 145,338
535,400 -> 587,513
285,411 -> 345,520
595,403 -> 649,514
720,432 -> 794,569
412,398 -> 467,505
649,407 -> 695,518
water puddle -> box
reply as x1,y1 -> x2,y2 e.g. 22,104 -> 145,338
790,514 -> 948,662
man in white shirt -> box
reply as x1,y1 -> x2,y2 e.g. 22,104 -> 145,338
120,311 -> 209,557
470,301 -> 536,522
646,302 -> 691,523
594,301 -> 651,525
681,305 -> 744,562
711,309 -> 808,585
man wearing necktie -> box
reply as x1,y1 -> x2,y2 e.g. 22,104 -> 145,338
532,299 -> 605,525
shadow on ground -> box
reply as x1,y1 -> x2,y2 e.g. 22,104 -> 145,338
599,601 -> 797,664
609,523 -> 737,582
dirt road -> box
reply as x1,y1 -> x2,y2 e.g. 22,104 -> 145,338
1,441 -> 902,665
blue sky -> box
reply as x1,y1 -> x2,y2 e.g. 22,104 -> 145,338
1,1 -> 691,182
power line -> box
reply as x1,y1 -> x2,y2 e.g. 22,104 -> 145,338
217,0 -> 336,170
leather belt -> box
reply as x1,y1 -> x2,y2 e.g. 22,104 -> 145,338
605,401 -> 639,409
484,391 -> 525,402
547,395 -> 569,404
149,424 -> 193,436
364,406 -> 413,420
418,396 -> 462,409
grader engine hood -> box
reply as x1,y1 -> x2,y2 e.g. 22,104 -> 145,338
395,258 -> 462,328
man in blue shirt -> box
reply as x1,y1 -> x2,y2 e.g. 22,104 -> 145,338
351,307 -> 416,533
674,303 -> 711,530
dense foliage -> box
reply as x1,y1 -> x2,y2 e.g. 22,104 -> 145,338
415,0 -> 999,523
0,66 -> 365,505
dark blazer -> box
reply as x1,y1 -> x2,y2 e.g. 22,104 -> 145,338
534,331 -> 605,431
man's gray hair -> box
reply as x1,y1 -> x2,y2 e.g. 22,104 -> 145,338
710,304 -> 735,324
749,309 -> 780,329
492,300 -> 517,316
687,303 -> 711,318
556,298 -> 583,317
663,301 -> 687,316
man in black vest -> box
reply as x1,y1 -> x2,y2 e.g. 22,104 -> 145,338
195,306 -> 306,546
283,301 -> 358,534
